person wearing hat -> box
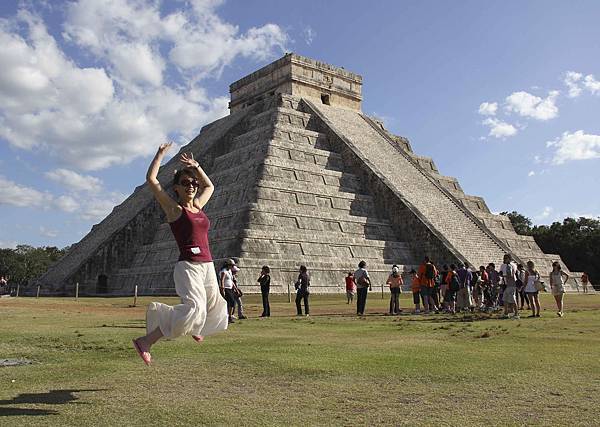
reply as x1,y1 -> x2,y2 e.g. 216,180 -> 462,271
220,258 -> 238,323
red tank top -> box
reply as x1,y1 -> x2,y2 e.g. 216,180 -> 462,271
169,207 -> 212,263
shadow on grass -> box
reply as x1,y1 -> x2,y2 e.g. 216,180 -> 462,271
0,389 -> 106,417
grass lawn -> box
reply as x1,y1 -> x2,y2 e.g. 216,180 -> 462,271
1,293 -> 599,426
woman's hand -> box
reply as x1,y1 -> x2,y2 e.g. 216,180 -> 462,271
180,152 -> 199,169
157,142 -> 173,156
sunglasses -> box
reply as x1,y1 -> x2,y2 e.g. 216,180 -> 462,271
178,178 -> 199,188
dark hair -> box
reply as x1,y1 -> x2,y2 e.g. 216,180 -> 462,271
262,265 -> 270,274
517,263 -> 523,269
299,265 -> 307,273
358,260 -> 366,268
479,265 -> 485,270
449,263 -> 456,270
424,256 -> 430,262
504,253 -> 512,261
457,262 -> 464,268
442,264 -> 448,270
409,269 -> 416,274
173,167 -> 197,186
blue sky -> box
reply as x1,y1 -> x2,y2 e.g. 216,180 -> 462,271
1,0 -> 599,249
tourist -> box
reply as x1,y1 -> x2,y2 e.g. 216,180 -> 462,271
0,276 -> 7,295
524,261 -> 541,317
474,266 -> 488,309
386,265 -> 403,314
516,263 -> 530,311
231,265 -> 247,320
417,256 -> 437,313
444,264 -> 459,314
295,265 -> 310,316
456,263 -> 473,312
133,143 -> 228,366
345,272 -> 356,304
581,272 -> 591,294
439,265 -> 449,303
354,260 -> 371,315
500,254 -> 519,319
485,263 -> 500,311
220,259 -> 238,323
410,269 -> 421,313
550,262 -> 569,317
258,265 -> 271,317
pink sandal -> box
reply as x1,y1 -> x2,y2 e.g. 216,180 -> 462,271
192,335 -> 204,343
132,339 -> 152,366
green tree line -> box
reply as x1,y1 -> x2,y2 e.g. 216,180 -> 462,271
501,212 -> 599,285
0,245 -> 68,285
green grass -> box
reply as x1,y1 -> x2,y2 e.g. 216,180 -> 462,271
1,293 -> 600,426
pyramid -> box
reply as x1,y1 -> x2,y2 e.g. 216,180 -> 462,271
36,54 -> 587,295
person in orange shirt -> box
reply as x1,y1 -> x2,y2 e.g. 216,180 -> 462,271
417,256 -> 438,314
386,265 -> 404,314
410,269 -> 421,314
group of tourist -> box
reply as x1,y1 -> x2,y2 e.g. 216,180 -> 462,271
354,255 -> 575,320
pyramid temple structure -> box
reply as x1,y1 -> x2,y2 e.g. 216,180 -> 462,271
36,53 -> 585,295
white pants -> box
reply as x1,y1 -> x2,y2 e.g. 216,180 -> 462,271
146,261 -> 228,339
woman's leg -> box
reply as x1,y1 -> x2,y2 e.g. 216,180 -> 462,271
303,293 -> 310,315
534,294 -> 541,316
295,292 -> 303,315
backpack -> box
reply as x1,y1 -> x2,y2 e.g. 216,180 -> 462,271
425,263 -> 435,280
449,273 -> 460,292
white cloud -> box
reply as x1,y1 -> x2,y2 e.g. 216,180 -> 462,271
478,102 -> 498,116
54,195 -> 80,213
528,171 -> 535,176
583,74 -> 600,94
546,130 -> 600,164
0,2 -> 287,171
505,90 -> 559,121
39,226 -> 58,238
303,26 -> 316,45
482,118 -> 517,138
0,175 -> 54,208
536,206 -> 554,220
79,192 -> 127,221
564,71 -> 583,98
45,168 -> 103,193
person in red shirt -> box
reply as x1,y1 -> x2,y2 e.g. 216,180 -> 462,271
417,256 -> 438,314
410,269 -> 421,314
132,143 -> 228,366
345,272 -> 356,304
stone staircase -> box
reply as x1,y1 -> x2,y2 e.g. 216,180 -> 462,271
305,100 -> 508,269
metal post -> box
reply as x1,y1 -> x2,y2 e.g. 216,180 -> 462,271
287,283 -> 291,303
75,283 -> 79,301
16,284 -> 20,297
133,285 -> 138,307
381,283 -> 384,299
36,285 -> 40,299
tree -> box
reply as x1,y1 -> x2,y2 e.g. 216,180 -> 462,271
0,245 -> 67,285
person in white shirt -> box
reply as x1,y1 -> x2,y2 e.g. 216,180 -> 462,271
500,254 -> 519,319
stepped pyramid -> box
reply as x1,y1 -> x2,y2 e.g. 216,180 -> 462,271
36,53 -> 586,295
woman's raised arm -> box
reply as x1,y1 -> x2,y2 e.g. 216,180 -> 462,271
146,143 -> 180,221
179,152 -> 215,210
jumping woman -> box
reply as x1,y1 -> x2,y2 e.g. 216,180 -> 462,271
132,142 -> 228,365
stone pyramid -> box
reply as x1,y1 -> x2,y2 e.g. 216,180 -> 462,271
37,54 -> 586,295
